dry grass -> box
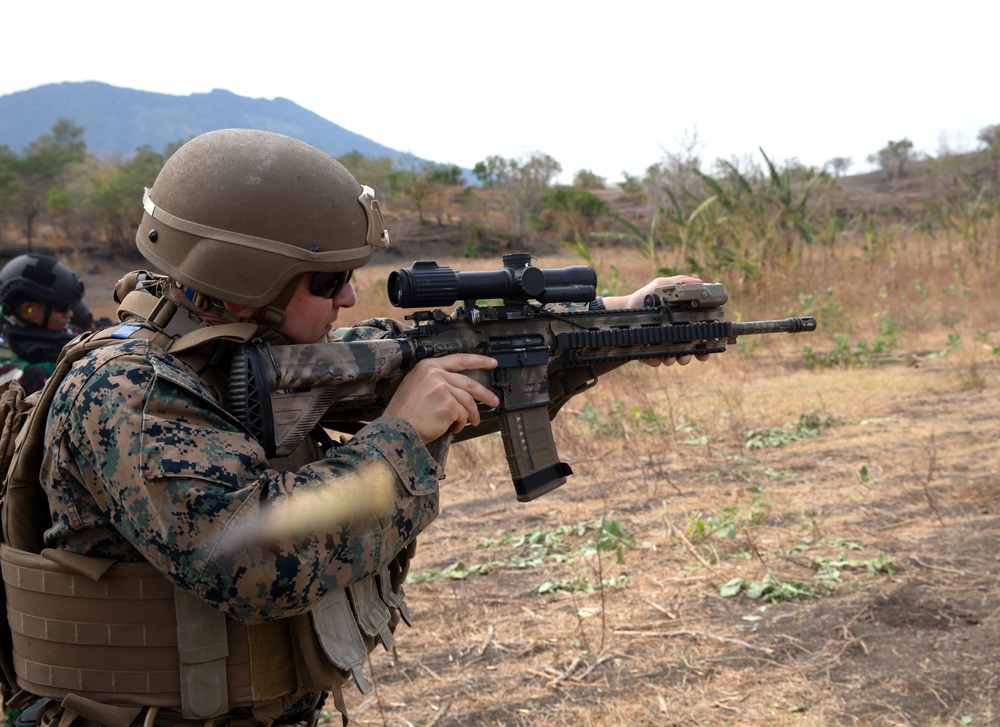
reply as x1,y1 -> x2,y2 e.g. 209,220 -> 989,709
326,237 -> 1000,726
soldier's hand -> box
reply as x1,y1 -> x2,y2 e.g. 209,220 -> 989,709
603,275 -> 711,368
384,354 -> 499,443
603,274 -> 704,311
641,352 -> 711,367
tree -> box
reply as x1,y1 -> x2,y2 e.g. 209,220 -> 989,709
472,152 -> 562,231
655,131 -> 706,199
538,187 -> 609,240
336,152 -> 397,200
428,164 -> 464,186
401,162 -> 463,225
572,169 -> 605,189
89,145 -> 166,249
976,124 -> 1000,150
0,145 -> 17,243
693,149 -> 828,282
824,156 -> 852,177
10,119 -> 87,249
597,135 -> 714,273
866,138 -> 917,180
975,124 -> 1000,184
473,155 -> 516,188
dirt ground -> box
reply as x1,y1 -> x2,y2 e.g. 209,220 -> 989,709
45,244 -> 1000,727
329,342 -> 997,727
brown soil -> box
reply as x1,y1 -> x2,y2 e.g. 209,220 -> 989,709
338,339 -> 998,727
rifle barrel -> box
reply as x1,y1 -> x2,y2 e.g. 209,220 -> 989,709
730,317 -> 817,336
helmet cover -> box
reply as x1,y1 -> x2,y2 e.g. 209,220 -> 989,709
136,128 -> 389,307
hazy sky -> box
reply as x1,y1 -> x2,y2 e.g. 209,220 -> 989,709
2,1 -> 996,183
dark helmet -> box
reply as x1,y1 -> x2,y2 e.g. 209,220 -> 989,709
0,254 -> 85,315
136,128 -> 390,308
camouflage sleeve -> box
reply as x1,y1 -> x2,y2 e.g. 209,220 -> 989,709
42,338 -> 440,624
328,317 -> 407,342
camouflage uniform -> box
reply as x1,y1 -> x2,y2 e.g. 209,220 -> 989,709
40,316 -> 441,626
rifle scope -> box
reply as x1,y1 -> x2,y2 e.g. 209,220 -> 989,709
388,253 -> 598,308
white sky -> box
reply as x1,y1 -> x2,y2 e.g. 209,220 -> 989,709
2,1 -> 997,184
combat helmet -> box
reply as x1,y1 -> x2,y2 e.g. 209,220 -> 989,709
0,254 -> 85,321
136,128 -> 389,310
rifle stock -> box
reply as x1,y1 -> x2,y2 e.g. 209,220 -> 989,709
228,337 -> 410,457
228,257 -> 817,502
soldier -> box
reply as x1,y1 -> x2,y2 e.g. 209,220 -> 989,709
0,253 -> 86,393
3,129 -> 702,727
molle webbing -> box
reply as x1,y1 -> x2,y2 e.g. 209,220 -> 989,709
0,545 -> 298,714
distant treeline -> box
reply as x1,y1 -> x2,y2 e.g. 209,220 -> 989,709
2,119 -> 1000,282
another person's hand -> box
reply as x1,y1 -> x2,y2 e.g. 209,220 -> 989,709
602,275 -> 712,368
601,274 -> 704,311
384,354 -> 499,443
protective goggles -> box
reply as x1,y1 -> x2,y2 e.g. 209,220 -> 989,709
309,270 -> 353,299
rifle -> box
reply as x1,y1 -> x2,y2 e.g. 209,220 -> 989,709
228,253 -> 816,502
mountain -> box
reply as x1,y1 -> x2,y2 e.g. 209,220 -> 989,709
0,81 -> 421,164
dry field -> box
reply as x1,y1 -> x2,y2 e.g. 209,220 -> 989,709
334,243 -> 1000,727
71,237 -> 1000,727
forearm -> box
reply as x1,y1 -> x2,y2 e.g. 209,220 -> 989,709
146,417 -> 440,623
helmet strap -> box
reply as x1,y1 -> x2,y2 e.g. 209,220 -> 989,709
249,275 -> 303,345
161,275 -> 302,347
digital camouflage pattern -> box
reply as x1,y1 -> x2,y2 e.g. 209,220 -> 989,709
40,321 -> 441,625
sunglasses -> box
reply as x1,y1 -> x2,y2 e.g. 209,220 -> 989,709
50,302 -> 73,313
309,270 -> 353,299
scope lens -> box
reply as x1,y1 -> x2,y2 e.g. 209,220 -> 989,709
387,271 -> 405,306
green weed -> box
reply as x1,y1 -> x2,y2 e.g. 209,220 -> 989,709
719,573 -> 819,603
686,487 -> 772,541
812,552 -> 896,583
801,288 -> 901,368
720,539 -> 895,603
408,517 -> 638,590
742,410 -> 842,449
537,574 -> 630,595
574,400 -> 672,437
